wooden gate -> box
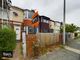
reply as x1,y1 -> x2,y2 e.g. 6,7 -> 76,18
26,34 -> 37,57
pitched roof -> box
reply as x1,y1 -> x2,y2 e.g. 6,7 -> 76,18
11,6 -> 24,11
40,16 -> 50,20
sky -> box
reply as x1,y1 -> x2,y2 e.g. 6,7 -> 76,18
11,0 -> 80,27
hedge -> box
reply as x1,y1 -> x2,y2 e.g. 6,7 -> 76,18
0,28 -> 16,51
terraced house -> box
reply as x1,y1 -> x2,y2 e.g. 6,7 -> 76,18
9,6 -> 24,41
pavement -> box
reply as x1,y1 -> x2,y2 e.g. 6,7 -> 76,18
67,37 -> 80,50
65,46 -> 80,54
34,48 -> 80,60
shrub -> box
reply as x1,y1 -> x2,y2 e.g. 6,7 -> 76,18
0,28 -> 16,51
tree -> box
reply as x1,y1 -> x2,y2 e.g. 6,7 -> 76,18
60,24 -> 78,33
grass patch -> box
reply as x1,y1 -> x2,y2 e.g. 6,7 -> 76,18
59,45 -> 65,49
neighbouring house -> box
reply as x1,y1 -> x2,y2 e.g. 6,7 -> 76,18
38,16 -> 50,33
53,21 -> 61,33
74,27 -> 80,37
32,15 -> 62,34
77,27 -> 80,37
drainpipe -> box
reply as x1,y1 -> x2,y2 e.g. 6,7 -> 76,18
6,0 -> 9,25
7,2 -> 9,25
27,11 -> 28,19
36,16 -> 39,33
63,0 -> 66,45
2,0 -> 4,28
6,0 -> 12,27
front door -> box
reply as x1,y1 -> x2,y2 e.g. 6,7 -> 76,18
14,26 -> 21,41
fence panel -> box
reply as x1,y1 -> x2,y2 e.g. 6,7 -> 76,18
36,33 -> 61,47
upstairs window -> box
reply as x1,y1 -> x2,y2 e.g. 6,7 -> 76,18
43,19 -> 49,23
32,17 -> 38,23
13,12 -> 18,16
28,11 -> 34,19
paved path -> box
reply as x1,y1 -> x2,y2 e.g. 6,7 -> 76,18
11,42 -> 23,60
67,37 -> 80,50
34,48 -> 80,60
